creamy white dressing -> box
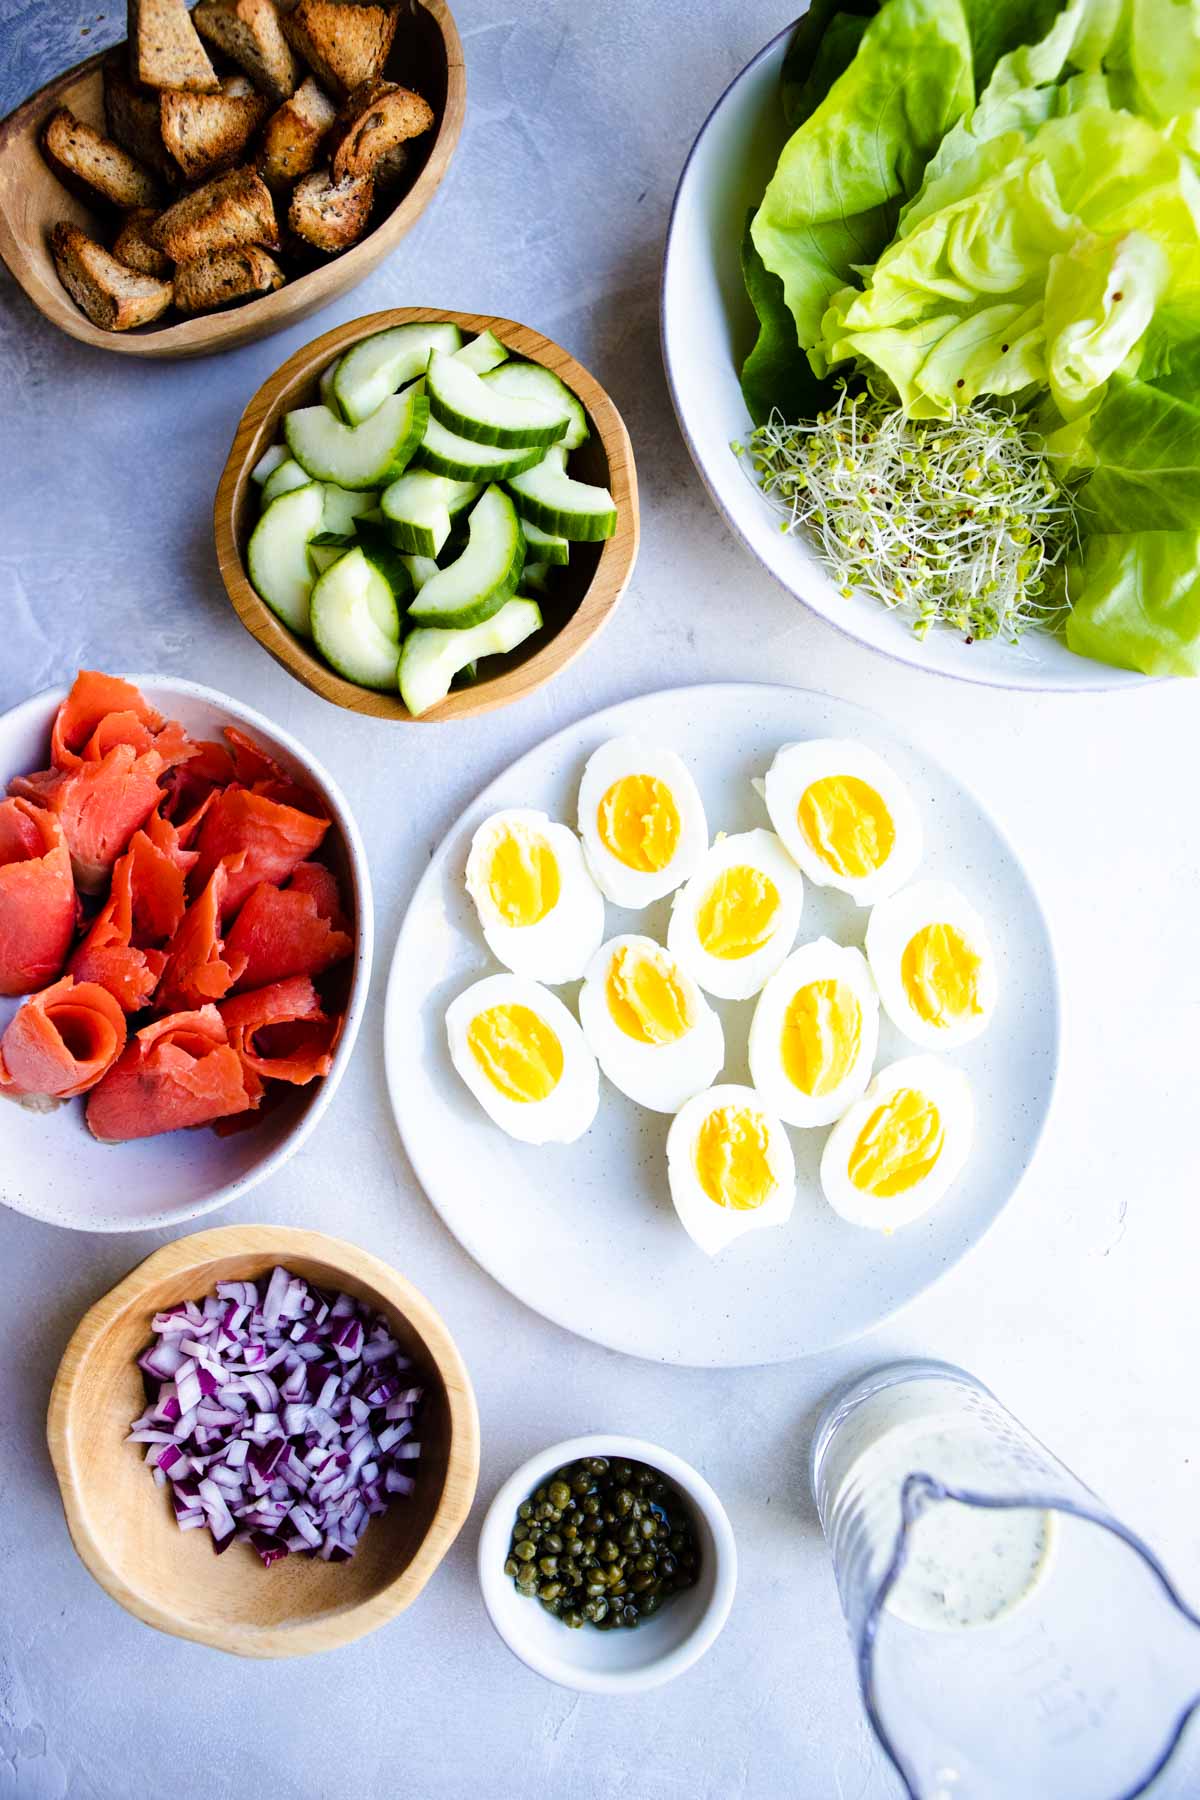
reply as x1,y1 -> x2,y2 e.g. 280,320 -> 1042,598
822,1378 -> 1056,1632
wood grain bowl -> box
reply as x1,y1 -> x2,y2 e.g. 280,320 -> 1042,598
47,1225 -> 480,1657
214,307 -> 641,722
0,0 -> 465,358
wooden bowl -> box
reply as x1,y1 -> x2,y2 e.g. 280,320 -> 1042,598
0,0 -> 465,359
47,1225 -> 480,1657
214,307 -> 640,721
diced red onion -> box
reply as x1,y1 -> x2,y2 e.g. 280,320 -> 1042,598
129,1266 -> 423,1566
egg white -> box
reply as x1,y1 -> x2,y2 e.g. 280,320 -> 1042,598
465,808 -> 605,985
865,880 -> 997,1050
667,829 -> 804,1000
748,938 -> 879,1128
446,973 -> 599,1145
820,1055 -> 974,1230
761,739 -> 922,905
578,934 -> 724,1114
577,737 -> 708,907
666,1083 -> 796,1256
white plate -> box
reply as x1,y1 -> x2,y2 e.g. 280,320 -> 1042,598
385,684 -> 1059,1366
660,19 -> 1148,693
0,677 -> 372,1233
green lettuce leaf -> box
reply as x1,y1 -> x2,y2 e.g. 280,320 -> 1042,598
1076,336 -> 1200,526
780,0 -> 877,130
749,0 -> 975,354
740,216 -> 829,427
1065,528 -> 1200,672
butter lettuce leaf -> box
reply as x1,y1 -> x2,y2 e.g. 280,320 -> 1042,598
1066,529 -> 1200,672
740,217 -> 829,427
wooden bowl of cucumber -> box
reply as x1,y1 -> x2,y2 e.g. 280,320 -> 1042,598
213,308 -> 639,720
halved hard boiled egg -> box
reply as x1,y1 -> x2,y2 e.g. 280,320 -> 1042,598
666,1083 -> 795,1255
446,973 -> 599,1144
465,808 -> 605,985
820,1056 -> 973,1230
866,881 -> 997,1050
578,934 -> 724,1114
577,738 -> 708,907
748,938 -> 879,1128
667,829 -> 804,1000
761,740 -> 921,905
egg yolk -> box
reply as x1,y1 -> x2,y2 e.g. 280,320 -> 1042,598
798,776 -> 895,879
901,923 -> 983,1027
695,1106 -> 776,1211
484,827 -> 561,928
606,946 -> 694,1046
596,774 -> 680,873
696,865 -> 780,960
848,1088 -> 944,1197
467,1004 -> 563,1103
781,979 -> 862,1096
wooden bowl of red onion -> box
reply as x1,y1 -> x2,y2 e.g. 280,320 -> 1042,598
47,1224 -> 480,1657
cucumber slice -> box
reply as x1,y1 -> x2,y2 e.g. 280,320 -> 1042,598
407,485 -> 525,629
399,597 -> 543,716
483,362 -> 589,450
520,518 -> 570,566
285,388 -> 428,491
252,443 -> 288,485
247,481 -> 325,636
261,457 -> 311,505
334,322 -> 463,426
310,548 -> 402,690
414,415 -> 546,481
506,447 -> 617,541
401,553 -> 439,590
380,471 -> 480,557
355,518 -> 414,608
318,359 -> 343,418
427,351 -> 569,449
322,483 -> 378,535
522,559 -> 553,594
309,543 -> 347,576
452,329 -> 508,376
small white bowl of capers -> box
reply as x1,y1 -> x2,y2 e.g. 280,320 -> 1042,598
477,1433 -> 737,1693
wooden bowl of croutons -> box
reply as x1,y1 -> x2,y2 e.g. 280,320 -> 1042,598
0,0 -> 465,357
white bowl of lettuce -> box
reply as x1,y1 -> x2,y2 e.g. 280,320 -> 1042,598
663,0 -> 1200,690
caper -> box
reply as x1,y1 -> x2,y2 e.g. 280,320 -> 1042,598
514,1539 -> 536,1563
582,1496 -> 600,1516
538,1556 -> 558,1577
539,1582 -> 564,1602
635,1552 -> 655,1573
572,1472 -> 591,1494
564,1611 -> 584,1629
639,1517 -> 657,1539
517,1501 -> 533,1521
640,1593 -> 661,1616
589,1458 -> 608,1477
599,1540 -> 618,1562
548,1481 -> 571,1508
503,1558 -> 520,1579
615,1489 -> 633,1517
630,1572 -> 653,1593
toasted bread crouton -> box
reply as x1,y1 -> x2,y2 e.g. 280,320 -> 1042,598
330,79 -> 432,181
288,166 -> 373,252
160,83 -> 269,181
153,165 -> 278,260
103,53 -> 176,179
371,137 -> 408,194
173,244 -> 285,311
42,108 -> 163,210
258,75 -> 336,187
193,0 -> 300,103
282,0 -> 398,99
51,222 -> 174,330
111,207 -> 172,276
128,0 -> 219,91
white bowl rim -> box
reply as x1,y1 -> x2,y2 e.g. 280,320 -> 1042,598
0,674 -> 374,1233
659,15 -> 1154,695
477,1432 -> 737,1693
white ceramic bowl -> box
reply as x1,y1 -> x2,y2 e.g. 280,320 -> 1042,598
478,1434 -> 737,1692
0,676 -> 372,1232
660,19 -> 1147,693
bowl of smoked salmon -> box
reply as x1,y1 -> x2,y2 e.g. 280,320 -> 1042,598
0,671 -> 372,1231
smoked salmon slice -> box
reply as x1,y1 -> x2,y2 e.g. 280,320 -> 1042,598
0,798 -> 78,995
10,742 -> 166,893
69,828 -> 186,1011
288,860 -> 349,929
225,870 -> 352,991
156,857 -> 249,1010
220,975 -> 339,1085
86,1004 -> 260,1142
190,787 -> 329,917
159,738 -> 236,822
50,671 -> 193,773
0,975 -> 126,1102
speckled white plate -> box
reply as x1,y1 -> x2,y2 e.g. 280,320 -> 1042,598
385,684 -> 1059,1365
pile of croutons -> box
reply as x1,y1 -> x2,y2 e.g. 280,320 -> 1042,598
43,0 -> 436,330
